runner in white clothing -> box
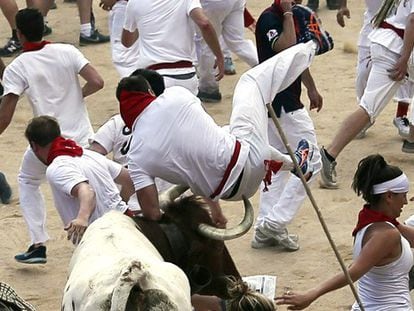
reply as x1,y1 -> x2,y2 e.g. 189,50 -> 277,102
121,0 -> 224,95
117,41 -> 319,224
24,115 -> 134,247
320,0 -> 414,189
0,8 -> 104,264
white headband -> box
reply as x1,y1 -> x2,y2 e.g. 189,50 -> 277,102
372,173 -> 409,194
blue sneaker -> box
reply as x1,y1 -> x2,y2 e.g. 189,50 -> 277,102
291,139 -> 313,179
0,282 -> 36,311
15,245 -> 47,264
0,172 -> 12,204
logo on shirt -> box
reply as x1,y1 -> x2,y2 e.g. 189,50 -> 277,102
266,29 -> 279,42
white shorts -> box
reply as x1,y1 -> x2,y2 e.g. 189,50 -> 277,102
359,43 -> 403,123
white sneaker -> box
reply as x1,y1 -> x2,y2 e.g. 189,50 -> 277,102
256,225 -> 299,251
393,117 -> 410,139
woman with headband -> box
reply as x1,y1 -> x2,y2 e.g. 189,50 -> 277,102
276,154 -> 414,310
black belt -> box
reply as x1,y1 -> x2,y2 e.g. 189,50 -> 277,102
224,169 -> 244,200
161,72 -> 196,80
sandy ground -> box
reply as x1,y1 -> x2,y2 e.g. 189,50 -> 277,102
1,0 -> 413,310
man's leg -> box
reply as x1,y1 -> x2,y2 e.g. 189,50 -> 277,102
0,0 -> 20,57
393,80 -> 413,141
15,148 -> 48,264
321,44 -> 402,188
78,0 -> 109,45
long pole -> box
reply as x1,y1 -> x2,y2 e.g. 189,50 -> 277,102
266,103 -> 364,311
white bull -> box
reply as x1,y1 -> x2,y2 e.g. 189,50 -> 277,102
61,211 -> 192,311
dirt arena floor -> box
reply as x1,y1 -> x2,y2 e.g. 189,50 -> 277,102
1,0 -> 413,309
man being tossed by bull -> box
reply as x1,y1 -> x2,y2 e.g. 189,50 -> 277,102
117,32 -> 330,228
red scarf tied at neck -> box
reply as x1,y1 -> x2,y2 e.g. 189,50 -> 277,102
352,204 -> 400,237
119,90 -> 156,129
47,136 -> 83,165
23,40 -> 51,52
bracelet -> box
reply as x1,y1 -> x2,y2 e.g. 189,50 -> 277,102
283,11 -> 293,16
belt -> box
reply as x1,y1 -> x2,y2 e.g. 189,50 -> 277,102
162,72 -> 196,80
210,140 -> 241,199
147,61 -> 193,71
379,21 -> 404,40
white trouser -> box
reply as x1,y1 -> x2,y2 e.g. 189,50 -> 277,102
18,147 -> 48,244
227,41 -> 316,200
157,68 -> 199,96
109,0 -> 140,78
196,0 -> 258,93
255,110 -> 321,231
356,45 -> 371,102
360,43 -> 406,123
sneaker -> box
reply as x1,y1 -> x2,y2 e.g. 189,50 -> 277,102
224,57 -> 236,75
0,172 -> 11,204
319,147 -> 338,189
355,122 -> 374,139
393,116 -> 410,139
43,24 -> 52,36
197,90 -> 222,103
306,0 -> 319,11
251,229 -> 298,249
79,29 -> 110,46
293,4 -> 334,55
0,38 -> 21,57
291,139 -> 314,179
402,140 -> 414,153
14,245 -> 47,264
257,224 -> 299,251
327,0 -> 340,10
49,1 -> 57,9
0,282 -> 36,311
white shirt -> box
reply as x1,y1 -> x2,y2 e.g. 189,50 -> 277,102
369,0 -> 414,54
128,86 -> 248,199
46,149 -> 128,227
123,0 -> 201,69
2,43 -> 94,146
358,0 -> 382,47
351,223 -> 413,311
89,114 -> 131,166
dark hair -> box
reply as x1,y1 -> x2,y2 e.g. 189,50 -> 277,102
224,277 -> 276,311
352,154 -> 403,204
16,8 -> 44,42
116,75 -> 152,101
25,116 -> 61,147
130,69 -> 165,96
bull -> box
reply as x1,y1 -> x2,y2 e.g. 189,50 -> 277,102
62,186 -> 275,310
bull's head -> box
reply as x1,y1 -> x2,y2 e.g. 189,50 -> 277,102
159,185 -> 254,241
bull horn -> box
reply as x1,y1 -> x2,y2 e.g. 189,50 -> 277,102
158,184 -> 190,209
197,196 -> 254,241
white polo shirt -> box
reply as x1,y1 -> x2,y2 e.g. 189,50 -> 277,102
46,149 -> 128,227
123,0 -> 201,69
358,0 -> 382,47
128,86 -> 248,199
2,43 -> 94,146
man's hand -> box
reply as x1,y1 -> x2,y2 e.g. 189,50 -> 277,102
308,88 -> 323,112
214,57 -> 225,81
99,0 -> 116,11
65,218 -> 88,245
280,0 -> 293,13
388,57 -> 408,81
336,7 -> 350,27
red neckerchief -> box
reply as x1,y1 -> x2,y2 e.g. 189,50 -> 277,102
22,40 -> 51,52
47,136 -> 83,165
352,204 -> 400,236
119,90 -> 156,129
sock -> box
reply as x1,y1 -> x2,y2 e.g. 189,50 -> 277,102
324,148 -> 335,162
396,102 -> 409,118
11,29 -> 18,41
80,23 -> 92,37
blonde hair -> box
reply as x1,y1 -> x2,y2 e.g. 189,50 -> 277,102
224,277 -> 276,311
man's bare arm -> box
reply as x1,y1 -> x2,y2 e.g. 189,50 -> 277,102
136,184 -> 162,221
